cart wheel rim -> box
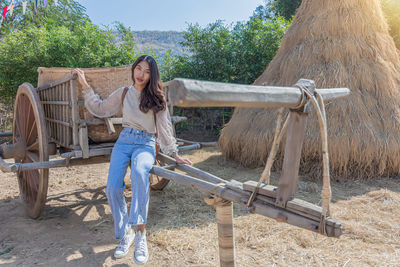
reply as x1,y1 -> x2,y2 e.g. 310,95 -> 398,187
13,83 -> 49,219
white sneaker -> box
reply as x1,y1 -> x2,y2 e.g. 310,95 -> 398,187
114,231 -> 135,258
134,231 -> 149,264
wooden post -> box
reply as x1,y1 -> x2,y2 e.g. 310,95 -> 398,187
275,111 -> 308,208
79,124 -> 89,159
70,79 -> 79,147
205,196 -> 236,267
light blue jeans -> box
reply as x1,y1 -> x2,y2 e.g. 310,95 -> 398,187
105,128 -> 156,240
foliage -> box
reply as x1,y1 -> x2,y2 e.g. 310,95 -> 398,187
0,22 -> 137,102
168,16 -> 290,85
164,15 -> 290,137
265,0 -> 302,20
381,0 -> 400,50
0,0 -> 88,37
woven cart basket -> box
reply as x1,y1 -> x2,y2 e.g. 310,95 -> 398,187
37,65 -> 133,143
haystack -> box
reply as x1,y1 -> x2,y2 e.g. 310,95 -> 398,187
219,0 -> 400,178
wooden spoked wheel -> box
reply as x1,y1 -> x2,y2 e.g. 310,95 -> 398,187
13,83 -> 49,219
149,156 -> 170,190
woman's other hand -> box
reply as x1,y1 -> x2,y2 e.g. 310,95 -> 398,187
72,68 -> 90,90
173,154 -> 193,165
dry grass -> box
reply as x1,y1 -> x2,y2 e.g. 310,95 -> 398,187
0,147 -> 399,266
147,147 -> 400,266
219,0 -> 400,179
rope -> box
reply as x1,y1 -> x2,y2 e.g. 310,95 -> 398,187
246,108 -> 289,209
245,82 -> 332,235
299,88 -> 331,235
316,93 -> 331,234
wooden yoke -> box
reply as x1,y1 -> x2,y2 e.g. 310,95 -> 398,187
165,78 -> 348,240
275,79 -> 315,208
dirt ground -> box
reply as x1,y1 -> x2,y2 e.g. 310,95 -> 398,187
0,146 -> 399,266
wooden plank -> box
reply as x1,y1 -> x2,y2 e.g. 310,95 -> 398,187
36,74 -> 76,91
250,199 -> 341,237
243,180 -> 322,220
243,180 -> 277,198
275,111 -> 308,208
167,78 -> 350,108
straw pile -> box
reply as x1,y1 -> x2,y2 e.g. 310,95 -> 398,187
219,0 -> 400,178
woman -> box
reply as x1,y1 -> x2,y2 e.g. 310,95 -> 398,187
73,55 -> 192,264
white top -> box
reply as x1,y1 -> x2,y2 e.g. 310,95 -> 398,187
83,85 -> 178,156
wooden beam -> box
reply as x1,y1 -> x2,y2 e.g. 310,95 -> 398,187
167,78 -> 350,108
243,180 -> 322,221
0,132 -> 12,138
150,166 -> 342,237
36,74 -> 76,91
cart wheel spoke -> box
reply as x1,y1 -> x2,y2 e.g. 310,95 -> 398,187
15,110 -> 24,140
26,140 -> 39,152
26,151 -> 39,162
24,96 -> 32,140
26,121 -> 37,146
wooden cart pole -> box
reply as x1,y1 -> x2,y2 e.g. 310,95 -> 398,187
205,195 -> 236,267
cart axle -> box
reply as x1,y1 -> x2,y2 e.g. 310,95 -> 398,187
0,142 -> 57,160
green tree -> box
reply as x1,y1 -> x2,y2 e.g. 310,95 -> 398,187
169,16 -> 290,84
0,0 -> 88,37
165,15 -> 290,136
266,0 -> 302,20
0,22 -> 137,102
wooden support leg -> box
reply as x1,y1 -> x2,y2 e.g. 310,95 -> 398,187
205,195 -> 236,267
275,111 -> 308,208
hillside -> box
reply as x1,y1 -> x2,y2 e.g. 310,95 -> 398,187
132,31 -> 185,58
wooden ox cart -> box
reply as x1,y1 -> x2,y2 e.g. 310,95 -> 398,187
0,67 -> 350,266
0,66 -> 214,218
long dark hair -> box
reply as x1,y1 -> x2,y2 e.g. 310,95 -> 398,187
131,55 -> 166,114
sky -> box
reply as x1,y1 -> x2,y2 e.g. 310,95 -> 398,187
78,0 -> 265,31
